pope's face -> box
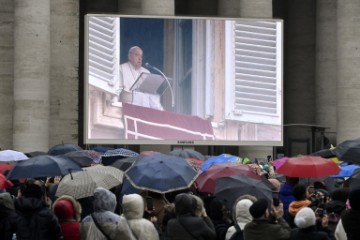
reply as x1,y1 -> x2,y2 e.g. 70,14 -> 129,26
129,48 -> 143,69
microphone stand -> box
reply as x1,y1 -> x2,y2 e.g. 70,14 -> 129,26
147,64 -> 175,109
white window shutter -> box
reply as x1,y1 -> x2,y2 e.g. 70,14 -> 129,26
87,16 -> 120,94
225,20 -> 282,125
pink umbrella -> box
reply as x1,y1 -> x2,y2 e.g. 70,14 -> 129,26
272,157 -> 288,171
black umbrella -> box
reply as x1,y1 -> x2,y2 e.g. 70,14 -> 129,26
63,150 -> 102,167
333,138 -> 360,164
48,143 -> 83,156
310,149 -> 336,158
169,149 -> 206,161
214,173 -> 272,210
7,155 -> 82,180
349,168 -> 360,191
110,156 -> 140,171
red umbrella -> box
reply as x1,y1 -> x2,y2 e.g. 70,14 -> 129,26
0,173 -> 13,189
195,162 -> 260,194
276,155 -> 340,178
0,162 -> 14,175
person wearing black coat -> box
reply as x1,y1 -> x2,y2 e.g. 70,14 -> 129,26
166,193 -> 216,240
13,179 -> 63,240
0,192 -> 19,240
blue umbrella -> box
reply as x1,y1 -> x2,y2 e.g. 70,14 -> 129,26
331,164 -> 360,178
201,154 -> 241,171
125,154 -> 199,193
48,143 -> 82,156
7,155 -> 82,180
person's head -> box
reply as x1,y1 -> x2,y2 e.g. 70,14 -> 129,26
128,46 -> 143,69
249,198 -> 269,219
192,194 -> 205,217
348,189 -> 360,210
292,184 -> 308,201
0,192 -> 15,211
174,193 -> 197,216
93,187 -> 117,212
20,179 -> 45,200
122,193 -> 144,220
232,194 -> 257,221
268,178 -> 281,193
285,176 -> 299,186
294,207 -> 316,228
52,195 -> 82,221
235,199 -> 254,229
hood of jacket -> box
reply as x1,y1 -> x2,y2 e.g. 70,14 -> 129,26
122,193 -> 144,220
93,187 -> 117,212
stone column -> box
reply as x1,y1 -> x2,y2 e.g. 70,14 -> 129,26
13,0 -> 50,152
0,0 -> 14,150
141,0 -> 174,15
118,0 -> 142,14
315,0 -> 337,145
336,1 -> 360,143
49,0 -> 79,147
218,0 -> 272,18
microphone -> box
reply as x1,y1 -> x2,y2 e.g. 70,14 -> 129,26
145,62 -> 156,70
144,62 -> 175,108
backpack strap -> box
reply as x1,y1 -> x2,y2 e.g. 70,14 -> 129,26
91,214 -> 111,240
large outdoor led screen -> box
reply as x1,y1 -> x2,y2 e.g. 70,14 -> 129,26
84,14 -> 283,146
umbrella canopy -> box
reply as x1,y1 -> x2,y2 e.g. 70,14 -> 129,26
185,158 -> 203,172
214,174 -> 272,210
110,156 -> 140,171
0,162 -> 15,175
169,149 -> 206,161
125,153 -> 199,193
276,155 -> 340,178
332,138 -> 360,164
331,164 -> 360,178
195,162 -> 260,194
48,143 -> 83,156
102,148 -> 139,165
201,154 -> 242,171
63,150 -> 102,167
0,150 -> 28,161
310,149 -> 337,158
0,173 -> 13,190
55,165 -> 123,199
272,157 -> 288,170
7,155 -> 82,180
25,151 -> 47,158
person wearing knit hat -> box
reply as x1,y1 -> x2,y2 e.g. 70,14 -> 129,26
243,198 -> 291,240
335,189 -> 360,240
249,198 -> 268,219
291,207 -> 329,240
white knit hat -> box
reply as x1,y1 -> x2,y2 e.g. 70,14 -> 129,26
294,207 -> 316,229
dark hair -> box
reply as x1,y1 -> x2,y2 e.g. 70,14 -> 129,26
292,184 -> 307,201
21,179 -> 45,199
285,177 -> 299,186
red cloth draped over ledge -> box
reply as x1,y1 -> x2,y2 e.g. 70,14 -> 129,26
122,103 -> 215,140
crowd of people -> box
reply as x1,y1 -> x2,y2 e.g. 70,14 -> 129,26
0,158 -> 359,240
